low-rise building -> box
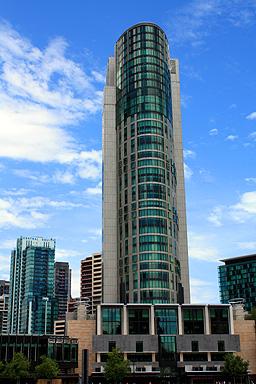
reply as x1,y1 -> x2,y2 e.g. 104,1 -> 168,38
92,303 -> 240,384
0,334 -> 78,383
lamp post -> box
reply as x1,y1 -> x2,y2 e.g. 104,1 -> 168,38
42,297 -> 49,335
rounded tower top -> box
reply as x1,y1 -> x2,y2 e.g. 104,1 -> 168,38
116,22 -> 168,43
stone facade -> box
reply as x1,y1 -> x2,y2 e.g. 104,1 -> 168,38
234,319 -> 256,374
67,319 -> 96,377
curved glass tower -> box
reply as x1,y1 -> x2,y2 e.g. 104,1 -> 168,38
103,23 -> 190,304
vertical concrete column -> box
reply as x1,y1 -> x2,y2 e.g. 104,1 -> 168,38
178,306 -> 183,335
205,306 -> 210,335
123,306 -> 127,335
152,353 -> 156,363
208,352 -> 211,361
151,306 -> 155,335
229,305 -> 234,334
180,353 -> 184,362
97,305 -> 101,335
170,58 -> 190,304
102,56 -> 118,304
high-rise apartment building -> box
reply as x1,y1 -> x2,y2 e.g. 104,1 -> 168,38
0,280 -> 9,296
8,236 -> 58,334
81,252 -> 102,314
0,280 -> 9,334
54,261 -> 71,320
103,23 -> 190,304
219,254 -> 256,312
0,295 -> 8,334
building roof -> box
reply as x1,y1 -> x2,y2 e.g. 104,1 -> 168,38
220,253 -> 256,264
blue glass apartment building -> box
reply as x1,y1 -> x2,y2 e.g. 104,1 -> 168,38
103,23 -> 190,304
8,236 -> 58,334
219,254 -> 256,312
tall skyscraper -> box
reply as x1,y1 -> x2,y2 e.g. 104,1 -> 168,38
103,23 -> 190,304
54,262 -> 71,320
81,252 -> 102,314
8,236 -> 58,334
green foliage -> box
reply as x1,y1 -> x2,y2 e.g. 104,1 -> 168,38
0,361 -> 5,376
34,355 -> 60,380
103,348 -> 131,383
222,353 -> 249,383
3,352 -> 30,382
245,306 -> 256,320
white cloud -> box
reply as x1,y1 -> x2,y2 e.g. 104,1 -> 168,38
225,135 -> 238,141
0,238 -> 16,249
183,149 -> 196,159
88,228 -> 102,238
71,269 -> 81,297
249,131 -> 256,140
199,168 -> 214,182
236,241 -> 256,250
12,150 -> 102,184
208,191 -> 256,226
0,21 -> 103,171
246,112 -> 256,120
190,278 -> 218,304
12,169 -> 51,183
180,94 -> 191,108
52,170 -> 75,184
188,233 -> 220,262
232,191 -> 256,214
184,163 -> 193,180
91,70 -> 105,83
209,128 -> 218,135
1,188 -> 31,196
166,0 -> 256,46
229,104 -> 237,109
86,182 -> 102,195
189,246 -> 219,262
245,178 -> 256,183
0,195 -> 84,229
208,206 -> 223,227
55,248 -> 82,260
0,254 -> 11,271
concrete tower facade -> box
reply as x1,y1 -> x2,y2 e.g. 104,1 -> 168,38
81,252 -> 102,314
103,23 -> 190,304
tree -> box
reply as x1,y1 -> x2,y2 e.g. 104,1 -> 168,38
3,351 -> 30,384
245,306 -> 256,320
34,355 -> 60,383
222,353 -> 249,384
0,361 -> 5,379
103,348 -> 131,384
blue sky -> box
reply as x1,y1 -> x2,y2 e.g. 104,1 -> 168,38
0,0 -> 255,302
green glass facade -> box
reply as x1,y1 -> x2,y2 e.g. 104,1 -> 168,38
8,236 -> 58,334
116,23 -> 180,304
219,254 -> 256,311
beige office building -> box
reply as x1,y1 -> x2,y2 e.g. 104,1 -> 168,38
103,23 -> 190,304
